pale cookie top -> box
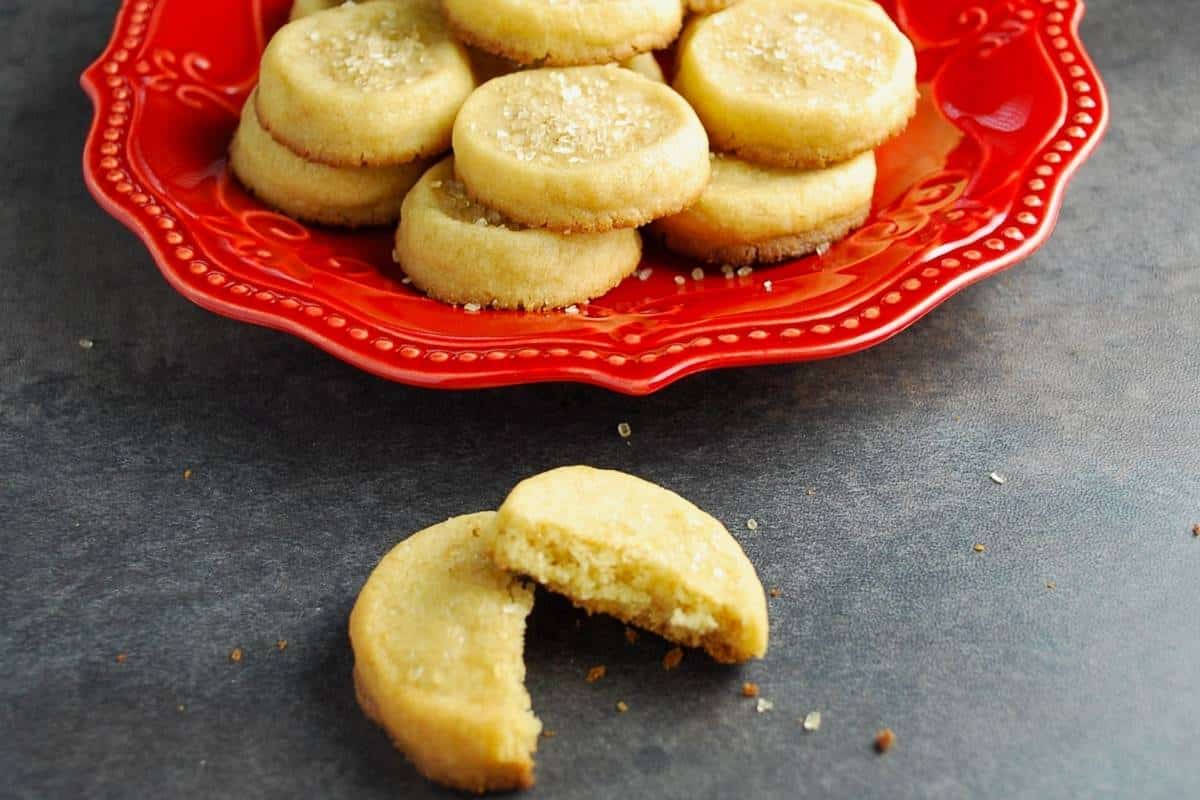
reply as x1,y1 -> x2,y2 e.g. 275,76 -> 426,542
464,66 -> 678,167
296,1 -> 444,92
698,0 -> 906,103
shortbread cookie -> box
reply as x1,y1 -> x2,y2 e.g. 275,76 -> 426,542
350,512 -> 541,793
652,150 -> 876,265
453,66 -> 710,232
258,0 -> 475,167
674,0 -> 917,168
493,467 -> 769,664
229,92 -> 426,227
442,0 -> 683,66
395,159 -> 641,310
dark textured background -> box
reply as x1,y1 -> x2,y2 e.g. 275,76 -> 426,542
2,2 -> 1198,798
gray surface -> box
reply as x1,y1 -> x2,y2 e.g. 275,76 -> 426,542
2,1 -> 1199,798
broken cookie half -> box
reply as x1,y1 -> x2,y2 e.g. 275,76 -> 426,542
493,466 -> 769,664
349,512 -> 541,793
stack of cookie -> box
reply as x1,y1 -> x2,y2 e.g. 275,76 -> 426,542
230,0 -> 917,309
656,0 -> 917,265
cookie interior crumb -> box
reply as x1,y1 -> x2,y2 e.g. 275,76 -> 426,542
741,681 -> 760,698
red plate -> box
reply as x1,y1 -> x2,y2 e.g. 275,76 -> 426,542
82,0 -> 1107,395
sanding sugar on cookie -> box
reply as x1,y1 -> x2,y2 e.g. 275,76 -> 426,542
452,65 -> 710,232
258,0 -> 475,167
674,0 -> 917,168
350,513 -> 542,793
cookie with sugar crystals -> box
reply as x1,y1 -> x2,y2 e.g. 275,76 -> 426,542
652,150 -> 876,265
674,0 -> 917,168
395,159 -> 642,310
350,512 -> 542,793
452,65 -> 710,232
441,0 -> 683,66
258,0 -> 474,167
229,91 -> 427,227
493,467 -> 769,664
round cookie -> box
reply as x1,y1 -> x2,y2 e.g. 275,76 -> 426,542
350,512 -> 541,793
674,0 -> 917,168
651,150 -> 877,265
229,92 -> 428,227
258,0 -> 475,167
453,65 -> 710,232
493,467 -> 769,665
395,159 -> 642,310
441,0 -> 683,66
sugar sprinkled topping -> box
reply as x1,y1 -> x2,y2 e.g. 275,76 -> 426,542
305,5 -> 436,91
484,67 -> 672,165
433,174 -> 522,231
710,5 -> 891,98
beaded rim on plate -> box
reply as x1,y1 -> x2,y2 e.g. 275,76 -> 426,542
81,0 -> 1108,395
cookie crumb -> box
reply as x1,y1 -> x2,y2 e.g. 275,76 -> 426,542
746,518 -> 759,531
78,337 -> 95,350
276,639 -> 288,651
115,652 -> 127,664
617,422 -> 632,439
874,728 -> 896,753
463,302 -> 482,313
662,647 -> 684,671
805,487 -> 816,496
802,711 -> 822,732
229,648 -> 244,664
624,627 -> 639,645
564,305 -> 581,315
1046,580 -> 1057,590
741,681 -> 760,698
542,729 -> 557,739
691,267 -> 705,281
973,543 -> 987,553
721,265 -> 735,279
763,280 -> 773,293
769,587 -> 782,598
616,701 -> 629,713
177,704 -> 185,713
1192,523 -> 1200,537
636,268 -> 653,281
586,665 -> 607,683
183,469 -> 192,480
674,275 -> 687,286
756,698 -> 774,713
989,472 -> 1007,485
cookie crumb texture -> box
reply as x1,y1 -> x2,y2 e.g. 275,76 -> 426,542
874,727 -> 896,753
350,512 -> 541,793
494,467 -> 768,664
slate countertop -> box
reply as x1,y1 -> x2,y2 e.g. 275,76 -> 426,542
2,1 -> 1198,798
